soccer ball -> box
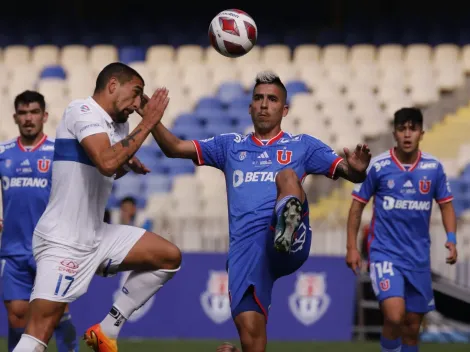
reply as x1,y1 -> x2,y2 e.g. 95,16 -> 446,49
208,9 -> 257,58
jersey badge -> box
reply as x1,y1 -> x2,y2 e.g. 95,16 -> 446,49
387,179 -> 395,189
276,149 -> 292,165
419,177 -> 431,194
37,159 -> 51,173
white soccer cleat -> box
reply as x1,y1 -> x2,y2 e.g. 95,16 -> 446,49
274,198 -> 302,253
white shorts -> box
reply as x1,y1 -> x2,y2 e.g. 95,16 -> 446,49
30,223 -> 146,303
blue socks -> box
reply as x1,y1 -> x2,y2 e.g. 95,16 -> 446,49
380,335 -> 401,352
54,312 -> 78,352
402,345 -> 418,352
8,327 -> 24,352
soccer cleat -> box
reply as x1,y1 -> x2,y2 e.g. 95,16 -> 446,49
83,324 -> 118,352
274,197 -> 302,253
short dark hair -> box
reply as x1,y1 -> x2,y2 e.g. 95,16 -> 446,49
94,62 -> 144,93
120,196 -> 137,206
14,90 -> 46,111
253,70 -> 287,102
393,107 -> 423,128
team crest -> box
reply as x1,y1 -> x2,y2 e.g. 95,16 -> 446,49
379,279 -> 390,291
288,272 -> 330,326
276,149 -> 292,165
387,180 -> 395,189
200,271 -> 231,324
419,178 -> 431,194
5,159 -> 12,168
37,159 -> 51,173
239,151 -> 247,161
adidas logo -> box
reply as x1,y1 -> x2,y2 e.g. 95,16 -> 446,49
257,151 -> 269,159
20,159 -> 30,166
403,180 -> 413,188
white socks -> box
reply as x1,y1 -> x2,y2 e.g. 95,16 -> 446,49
100,267 -> 180,339
13,334 -> 47,352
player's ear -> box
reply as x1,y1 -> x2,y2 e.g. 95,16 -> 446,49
42,111 -> 49,124
282,104 -> 289,117
12,113 -> 19,125
108,77 -> 118,94
420,129 -> 425,141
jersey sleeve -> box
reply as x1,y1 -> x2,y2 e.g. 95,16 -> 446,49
303,135 -> 343,178
351,164 -> 378,204
67,103 -> 106,142
191,134 -> 232,170
434,162 -> 454,204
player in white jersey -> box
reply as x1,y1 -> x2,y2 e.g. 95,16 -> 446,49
14,63 -> 181,352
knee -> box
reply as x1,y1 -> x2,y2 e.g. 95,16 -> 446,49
384,310 -> 405,329
275,168 -> 298,186
160,243 -> 182,271
402,321 -> 421,344
8,311 -> 27,328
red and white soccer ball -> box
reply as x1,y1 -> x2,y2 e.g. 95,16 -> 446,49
208,9 -> 257,58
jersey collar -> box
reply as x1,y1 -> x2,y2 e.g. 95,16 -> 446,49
17,134 -> 47,152
390,148 -> 421,171
251,131 -> 284,146
87,97 -> 114,124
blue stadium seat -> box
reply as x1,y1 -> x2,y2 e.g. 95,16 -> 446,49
227,107 -> 251,121
171,125 -> 207,141
167,159 -> 196,176
40,66 -> 67,80
144,174 -> 172,195
119,46 -> 146,63
217,82 -> 246,105
228,96 -> 251,110
196,97 -> 224,111
172,113 -> 204,128
197,110 -> 236,126
286,80 -> 309,95
205,125 -> 235,136
106,193 -> 120,209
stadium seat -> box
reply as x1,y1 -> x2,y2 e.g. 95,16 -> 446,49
195,97 -> 223,111
173,113 -> 204,128
292,44 -> 321,65
114,174 -> 145,199
285,80 -> 309,96
89,45 -> 118,72
176,45 -> 204,66
37,79 -> 67,101
349,44 -> 376,67
146,45 -> 175,65
261,44 -> 291,66
4,45 -> 30,68
144,174 -> 172,195
31,45 -> 60,70
40,65 -> 66,80
119,46 -> 146,64
321,45 -> 348,66
60,45 -> 89,71
217,82 -> 245,105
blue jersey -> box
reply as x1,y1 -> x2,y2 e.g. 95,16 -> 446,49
192,131 -> 342,249
352,149 -> 453,271
0,136 -> 54,257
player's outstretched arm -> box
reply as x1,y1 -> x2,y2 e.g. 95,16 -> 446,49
81,89 -> 169,177
439,201 -> 458,264
345,199 -> 366,274
335,144 -> 372,183
150,122 -> 198,161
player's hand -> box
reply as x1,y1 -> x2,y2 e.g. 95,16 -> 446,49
216,342 -> 240,352
136,93 -> 149,118
346,247 -> 362,275
0,218 -> 3,232
140,88 -> 169,128
343,144 -> 372,174
445,242 -> 458,265
127,156 -> 150,175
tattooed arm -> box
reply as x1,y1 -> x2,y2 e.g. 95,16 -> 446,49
80,122 -> 153,177
335,159 -> 367,183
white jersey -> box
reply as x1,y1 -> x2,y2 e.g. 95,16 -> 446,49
35,97 -> 129,250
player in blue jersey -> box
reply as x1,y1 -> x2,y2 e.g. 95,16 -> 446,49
0,91 -> 78,352
143,71 -> 371,352
346,108 -> 458,352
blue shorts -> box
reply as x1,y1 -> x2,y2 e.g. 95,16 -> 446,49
229,199 -> 312,321
1,255 -> 37,301
369,260 -> 435,313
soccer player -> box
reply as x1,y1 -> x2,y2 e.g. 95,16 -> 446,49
0,91 -> 78,352
346,108 -> 458,352
144,71 -> 371,352
13,63 -> 182,352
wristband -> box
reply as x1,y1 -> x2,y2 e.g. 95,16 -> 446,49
446,232 -> 457,244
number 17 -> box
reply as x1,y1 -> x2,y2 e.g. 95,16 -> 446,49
54,274 -> 74,297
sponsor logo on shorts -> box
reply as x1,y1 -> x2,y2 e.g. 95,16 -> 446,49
289,272 -> 330,326
200,271 -> 231,324
59,259 -> 79,274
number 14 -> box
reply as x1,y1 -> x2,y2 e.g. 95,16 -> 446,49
374,261 -> 394,279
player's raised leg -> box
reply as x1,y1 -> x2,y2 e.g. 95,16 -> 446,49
273,168 -> 305,252
84,230 -> 181,351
